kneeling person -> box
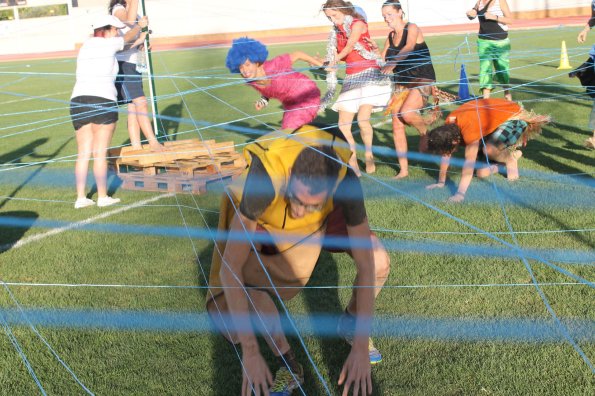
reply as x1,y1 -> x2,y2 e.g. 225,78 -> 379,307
426,98 -> 550,202
206,124 -> 390,396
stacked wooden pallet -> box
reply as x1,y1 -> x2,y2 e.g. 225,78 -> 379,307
108,139 -> 246,194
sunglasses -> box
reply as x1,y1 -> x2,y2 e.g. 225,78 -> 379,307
286,190 -> 325,213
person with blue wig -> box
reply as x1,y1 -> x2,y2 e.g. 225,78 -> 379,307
226,37 -> 325,130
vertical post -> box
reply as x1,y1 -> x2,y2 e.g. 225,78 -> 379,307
139,0 -> 162,138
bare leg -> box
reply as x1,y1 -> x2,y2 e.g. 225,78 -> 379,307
130,98 -> 164,151
249,290 -> 292,357
346,234 -> 390,314
75,125 -> 94,199
485,144 -> 521,181
127,102 -> 142,150
206,290 -> 291,356
505,150 -> 521,180
482,88 -> 491,99
91,123 -> 116,198
585,130 -> 595,149
338,111 -> 361,177
357,104 -> 376,174
391,113 -> 409,179
504,87 -> 512,101
400,89 -> 428,153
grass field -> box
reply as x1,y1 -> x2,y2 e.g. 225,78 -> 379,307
0,25 -> 594,395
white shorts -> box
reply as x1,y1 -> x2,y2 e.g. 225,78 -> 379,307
331,83 -> 392,114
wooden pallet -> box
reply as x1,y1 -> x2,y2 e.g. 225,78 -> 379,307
109,139 -> 247,194
109,139 -> 237,167
117,169 -> 242,194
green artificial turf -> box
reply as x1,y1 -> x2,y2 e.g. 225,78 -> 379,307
0,26 -> 593,395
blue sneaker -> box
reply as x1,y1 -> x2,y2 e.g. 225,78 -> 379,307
337,310 -> 382,365
269,364 -> 304,396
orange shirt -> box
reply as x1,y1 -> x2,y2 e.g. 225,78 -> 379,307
446,99 -> 521,145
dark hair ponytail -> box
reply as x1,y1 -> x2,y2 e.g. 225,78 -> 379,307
108,0 -> 127,14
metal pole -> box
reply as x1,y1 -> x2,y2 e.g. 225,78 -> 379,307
139,0 -> 162,138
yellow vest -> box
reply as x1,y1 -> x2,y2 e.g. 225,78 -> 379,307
228,125 -> 352,252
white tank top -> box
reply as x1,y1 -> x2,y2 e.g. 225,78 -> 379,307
111,4 -> 139,64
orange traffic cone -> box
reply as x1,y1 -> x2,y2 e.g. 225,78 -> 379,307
557,40 -> 572,70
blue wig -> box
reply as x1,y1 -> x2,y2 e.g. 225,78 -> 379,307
225,37 -> 269,73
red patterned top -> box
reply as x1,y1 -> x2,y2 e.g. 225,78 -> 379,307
336,19 -> 379,75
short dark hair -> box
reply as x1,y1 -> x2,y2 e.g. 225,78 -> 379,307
427,124 -> 463,154
290,145 -> 341,195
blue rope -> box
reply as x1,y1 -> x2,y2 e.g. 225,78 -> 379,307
1,281 -> 94,394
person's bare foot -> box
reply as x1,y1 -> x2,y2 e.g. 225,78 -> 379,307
584,137 -> 595,149
349,152 -> 361,177
149,140 -> 165,152
365,153 -> 375,174
477,164 -> 499,178
392,171 -> 408,179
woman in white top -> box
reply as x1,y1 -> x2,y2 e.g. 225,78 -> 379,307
109,0 -> 163,151
70,14 -> 148,209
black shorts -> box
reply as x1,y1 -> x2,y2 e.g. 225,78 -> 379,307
115,61 -> 145,104
70,96 -> 118,131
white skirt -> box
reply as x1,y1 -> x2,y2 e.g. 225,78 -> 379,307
331,82 -> 392,114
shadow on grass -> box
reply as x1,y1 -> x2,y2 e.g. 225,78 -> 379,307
0,137 -> 72,211
86,173 -> 123,200
0,137 -> 49,164
524,131 -> 595,177
158,101 -> 184,141
0,211 -> 38,253
194,210 -> 243,395
298,250 -> 348,394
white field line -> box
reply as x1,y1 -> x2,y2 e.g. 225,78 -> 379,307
2,193 -> 175,251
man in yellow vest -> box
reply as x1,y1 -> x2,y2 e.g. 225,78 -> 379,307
206,124 -> 390,396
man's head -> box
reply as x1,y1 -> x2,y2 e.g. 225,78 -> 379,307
286,145 -> 341,219
427,123 -> 463,155
225,37 -> 268,74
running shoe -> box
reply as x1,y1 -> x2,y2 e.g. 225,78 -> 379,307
97,196 -> 120,207
269,363 -> 304,396
74,197 -> 95,209
337,310 -> 382,365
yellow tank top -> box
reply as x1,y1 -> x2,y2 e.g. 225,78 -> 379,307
228,125 -> 352,251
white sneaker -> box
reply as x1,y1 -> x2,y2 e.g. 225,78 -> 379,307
97,196 -> 121,207
74,197 -> 95,209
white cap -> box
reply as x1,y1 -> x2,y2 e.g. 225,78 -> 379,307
92,15 -> 125,30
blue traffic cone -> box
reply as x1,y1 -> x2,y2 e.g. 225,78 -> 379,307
458,64 -> 472,101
